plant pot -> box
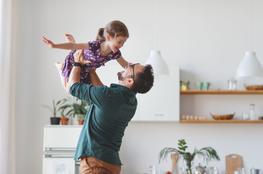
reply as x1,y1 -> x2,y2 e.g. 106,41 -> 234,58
60,116 -> 69,125
78,119 -> 84,125
50,117 -> 60,125
71,117 -> 79,125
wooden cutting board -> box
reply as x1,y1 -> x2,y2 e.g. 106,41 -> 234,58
225,154 -> 244,174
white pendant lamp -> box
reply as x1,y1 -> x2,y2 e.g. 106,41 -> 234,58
145,50 -> 169,77
236,51 -> 263,78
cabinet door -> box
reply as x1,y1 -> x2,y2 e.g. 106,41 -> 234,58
132,66 -> 180,121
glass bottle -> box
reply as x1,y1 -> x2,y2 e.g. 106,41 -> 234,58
249,104 -> 257,120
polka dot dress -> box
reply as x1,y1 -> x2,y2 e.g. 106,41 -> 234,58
62,40 -> 122,84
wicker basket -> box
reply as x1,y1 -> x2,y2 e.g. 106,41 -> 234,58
246,85 -> 263,90
210,113 -> 235,120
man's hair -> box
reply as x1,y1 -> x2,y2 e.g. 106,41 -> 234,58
131,65 -> 154,94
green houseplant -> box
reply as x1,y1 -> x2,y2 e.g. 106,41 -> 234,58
70,98 -> 89,125
159,139 -> 220,174
59,97 -> 89,125
57,98 -> 73,125
42,99 -> 65,125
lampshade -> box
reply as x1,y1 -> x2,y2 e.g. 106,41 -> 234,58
236,51 -> 263,78
145,50 -> 169,76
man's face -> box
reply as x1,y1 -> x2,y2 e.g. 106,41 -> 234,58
117,63 -> 144,83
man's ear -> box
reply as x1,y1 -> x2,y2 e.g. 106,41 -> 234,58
127,78 -> 134,86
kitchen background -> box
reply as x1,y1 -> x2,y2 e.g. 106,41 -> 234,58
10,0 -> 263,173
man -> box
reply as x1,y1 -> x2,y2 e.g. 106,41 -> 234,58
67,50 -> 154,174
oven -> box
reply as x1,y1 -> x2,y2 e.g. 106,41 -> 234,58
42,126 -> 82,174
43,147 -> 80,174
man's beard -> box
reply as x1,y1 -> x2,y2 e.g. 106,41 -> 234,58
117,71 -> 124,81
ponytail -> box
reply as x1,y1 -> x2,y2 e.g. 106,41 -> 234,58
96,28 -> 105,42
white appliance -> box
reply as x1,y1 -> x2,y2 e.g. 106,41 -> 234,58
42,125 -> 82,174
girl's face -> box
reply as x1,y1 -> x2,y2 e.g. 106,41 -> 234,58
107,35 -> 128,53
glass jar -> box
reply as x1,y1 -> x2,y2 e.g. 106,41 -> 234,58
228,78 -> 237,90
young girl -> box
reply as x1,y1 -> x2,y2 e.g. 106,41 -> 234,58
42,20 -> 130,88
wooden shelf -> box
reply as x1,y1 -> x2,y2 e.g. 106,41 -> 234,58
180,89 -> 263,124
180,120 -> 263,124
180,90 -> 263,95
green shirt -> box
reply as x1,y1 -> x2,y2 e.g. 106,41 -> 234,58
70,83 -> 137,165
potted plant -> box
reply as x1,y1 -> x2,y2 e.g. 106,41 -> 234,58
70,98 -> 89,125
42,99 -> 64,125
58,98 -> 72,125
77,114 -> 85,125
59,97 -> 89,125
159,139 -> 220,174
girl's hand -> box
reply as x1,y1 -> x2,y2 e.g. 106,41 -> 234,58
42,36 -> 55,48
65,33 -> 76,43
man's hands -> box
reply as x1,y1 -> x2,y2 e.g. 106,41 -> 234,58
74,50 -> 91,64
74,50 -> 102,86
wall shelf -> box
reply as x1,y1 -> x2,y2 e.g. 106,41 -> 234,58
180,90 -> 263,124
180,120 -> 263,124
180,90 -> 263,95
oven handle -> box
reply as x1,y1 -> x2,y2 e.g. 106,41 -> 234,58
44,149 -> 75,158
44,147 -> 76,151
44,154 -> 75,158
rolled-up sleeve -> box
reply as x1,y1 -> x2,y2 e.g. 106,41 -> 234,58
69,82 -> 110,107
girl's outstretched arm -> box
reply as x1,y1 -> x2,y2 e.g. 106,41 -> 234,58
116,56 -> 130,69
42,36 -> 89,50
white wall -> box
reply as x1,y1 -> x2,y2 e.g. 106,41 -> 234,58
13,0 -> 263,174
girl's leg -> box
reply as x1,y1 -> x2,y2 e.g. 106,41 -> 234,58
53,34 -> 75,90
55,61 -> 67,88
62,34 -> 76,88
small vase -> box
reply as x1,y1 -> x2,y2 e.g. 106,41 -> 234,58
78,119 -> 84,125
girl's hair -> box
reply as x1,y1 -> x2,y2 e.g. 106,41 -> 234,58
96,20 -> 129,42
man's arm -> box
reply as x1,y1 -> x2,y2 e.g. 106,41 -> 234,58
66,52 -> 104,88
66,64 -> 81,92
66,50 -> 108,107
89,69 -> 104,86
66,50 -> 84,92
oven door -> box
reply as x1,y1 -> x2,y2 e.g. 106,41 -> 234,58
43,148 -> 78,174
